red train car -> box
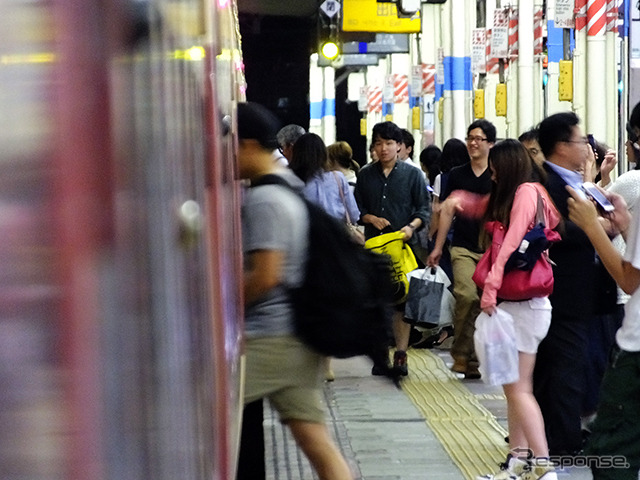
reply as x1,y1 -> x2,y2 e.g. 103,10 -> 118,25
0,1 -> 245,479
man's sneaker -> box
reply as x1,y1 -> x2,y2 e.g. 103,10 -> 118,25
520,458 -> 557,480
393,350 -> 408,376
476,454 -> 528,480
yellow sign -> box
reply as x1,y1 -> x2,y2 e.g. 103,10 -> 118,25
342,0 -> 421,33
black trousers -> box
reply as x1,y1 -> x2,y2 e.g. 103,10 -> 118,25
533,314 -> 589,455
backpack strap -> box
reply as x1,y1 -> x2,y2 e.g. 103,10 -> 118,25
251,173 -> 293,190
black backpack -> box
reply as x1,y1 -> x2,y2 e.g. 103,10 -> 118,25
251,174 -> 394,366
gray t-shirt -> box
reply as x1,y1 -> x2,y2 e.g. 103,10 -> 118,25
243,175 -> 308,338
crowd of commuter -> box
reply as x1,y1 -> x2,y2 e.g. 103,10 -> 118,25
236,100 -> 640,480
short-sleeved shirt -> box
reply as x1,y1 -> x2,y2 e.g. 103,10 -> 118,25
441,162 -> 492,252
354,160 -> 430,242
619,207 -> 640,352
242,173 -> 308,338
303,170 -> 360,223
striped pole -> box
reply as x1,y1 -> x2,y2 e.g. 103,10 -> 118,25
586,0 -> 607,140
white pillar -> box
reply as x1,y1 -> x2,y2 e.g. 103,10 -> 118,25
309,54 -> 323,137
518,0 -> 536,134
584,0 -> 608,139
449,0 -> 469,140
322,66 -> 336,144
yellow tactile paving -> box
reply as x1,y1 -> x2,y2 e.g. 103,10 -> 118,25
402,349 -> 508,480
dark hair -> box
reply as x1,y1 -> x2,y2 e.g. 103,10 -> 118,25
441,138 -> 470,172
372,121 -> 403,143
419,145 -> 442,185
631,101 -> 640,131
400,129 -> 415,159
237,102 -> 280,150
537,112 -> 580,159
518,129 -> 547,182
484,139 -> 533,227
468,119 -> 497,143
290,133 -> 328,182
518,128 -> 539,143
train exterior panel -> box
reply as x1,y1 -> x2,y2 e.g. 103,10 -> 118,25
0,1 -> 245,479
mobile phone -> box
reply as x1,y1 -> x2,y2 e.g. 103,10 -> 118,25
582,182 -> 615,213
587,134 -> 596,153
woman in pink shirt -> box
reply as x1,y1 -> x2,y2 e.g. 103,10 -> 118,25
442,139 -> 561,480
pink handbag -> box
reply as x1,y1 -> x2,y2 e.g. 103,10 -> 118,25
472,220 -> 555,301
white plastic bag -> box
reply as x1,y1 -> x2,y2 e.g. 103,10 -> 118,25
405,266 -> 454,327
474,307 -> 519,386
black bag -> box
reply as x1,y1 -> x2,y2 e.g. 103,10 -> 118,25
404,266 -> 454,328
251,175 -> 394,363
504,191 -> 561,272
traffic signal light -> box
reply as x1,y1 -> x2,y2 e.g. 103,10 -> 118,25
321,40 -> 340,60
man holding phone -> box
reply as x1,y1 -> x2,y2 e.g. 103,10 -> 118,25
534,112 -> 618,456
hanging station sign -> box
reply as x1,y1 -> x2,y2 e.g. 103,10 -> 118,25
342,0 -> 421,33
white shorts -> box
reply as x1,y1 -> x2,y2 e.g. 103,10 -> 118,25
498,297 -> 552,354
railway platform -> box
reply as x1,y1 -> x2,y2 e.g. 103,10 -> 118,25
264,347 -> 594,480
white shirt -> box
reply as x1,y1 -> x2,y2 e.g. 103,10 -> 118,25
618,206 -> 640,351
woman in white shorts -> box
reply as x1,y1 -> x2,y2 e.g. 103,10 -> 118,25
443,139 -> 561,480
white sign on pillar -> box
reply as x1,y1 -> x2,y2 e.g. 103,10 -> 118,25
383,75 -> 395,103
423,94 -> 435,131
436,48 -> 445,85
472,28 -> 487,74
491,9 -> 509,59
554,0 -> 575,29
358,86 -> 369,112
411,65 -> 422,97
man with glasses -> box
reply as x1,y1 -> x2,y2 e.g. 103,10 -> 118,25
275,124 -> 305,166
427,119 -> 496,379
534,112 -> 617,457
565,102 -> 640,479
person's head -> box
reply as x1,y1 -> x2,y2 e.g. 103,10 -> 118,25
537,112 -> 588,171
441,138 -> 470,172
485,139 -> 533,226
518,128 -> 545,167
289,132 -> 328,182
399,128 -> 415,160
371,121 -> 403,165
466,119 -> 496,162
369,142 -> 379,162
627,102 -> 640,168
419,145 -> 442,185
276,124 -> 305,161
327,141 -> 359,173
237,102 -> 281,180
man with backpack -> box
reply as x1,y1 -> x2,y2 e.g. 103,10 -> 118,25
237,102 -> 353,480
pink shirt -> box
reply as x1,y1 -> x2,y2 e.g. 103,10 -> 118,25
450,183 -> 561,309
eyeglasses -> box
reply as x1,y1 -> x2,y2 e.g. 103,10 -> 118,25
466,135 -> 488,143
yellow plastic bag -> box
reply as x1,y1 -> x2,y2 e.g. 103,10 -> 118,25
365,231 -> 418,304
